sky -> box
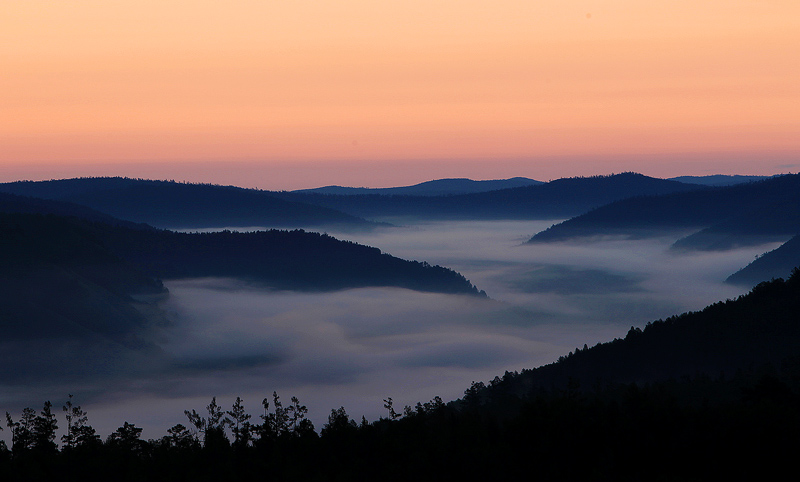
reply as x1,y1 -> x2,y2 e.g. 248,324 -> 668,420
2,1 -> 799,189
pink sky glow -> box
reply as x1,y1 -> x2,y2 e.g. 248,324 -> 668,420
2,1 -> 798,189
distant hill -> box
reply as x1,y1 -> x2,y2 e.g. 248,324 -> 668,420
293,177 -> 543,196
668,174 -> 770,186
727,235 -> 800,286
0,178 -> 377,230
279,173 -> 702,220
529,174 -> 800,244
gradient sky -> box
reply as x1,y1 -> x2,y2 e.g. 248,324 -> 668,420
2,1 -> 799,189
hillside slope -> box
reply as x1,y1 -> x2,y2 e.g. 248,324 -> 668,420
727,235 -> 800,286
487,269 -> 800,395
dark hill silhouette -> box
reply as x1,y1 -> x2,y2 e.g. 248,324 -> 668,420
89,223 -> 484,295
0,213 -> 166,350
0,178 -> 377,230
727,235 -> 800,286
279,172 -> 701,220
293,177 -> 543,196
529,173 -> 800,243
0,210 -> 483,296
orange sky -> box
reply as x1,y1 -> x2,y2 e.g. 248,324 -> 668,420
2,1 -> 799,188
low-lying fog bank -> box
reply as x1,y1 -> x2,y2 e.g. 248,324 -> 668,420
1,220 -> 781,443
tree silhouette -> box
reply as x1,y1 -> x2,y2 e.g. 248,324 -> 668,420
185,397 -> 231,449
32,401 -> 58,453
5,408 -> 36,453
226,397 -> 252,448
61,394 -> 90,450
106,422 -> 144,454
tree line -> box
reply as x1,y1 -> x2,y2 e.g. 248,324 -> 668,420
4,371 -> 799,481
0,391 -> 452,481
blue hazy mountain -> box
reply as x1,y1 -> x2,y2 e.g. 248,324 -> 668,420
529,174 -> 800,245
0,178 -> 378,230
279,173 -> 701,220
667,174 -> 770,186
293,177 -> 543,196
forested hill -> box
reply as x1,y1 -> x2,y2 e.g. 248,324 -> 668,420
292,177 -> 543,196
0,211 -> 483,296
0,178 -> 377,230
476,268 -> 800,400
529,173 -> 800,244
277,172 -> 702,220
727,234 -> 800,286
90,223 -> 484,295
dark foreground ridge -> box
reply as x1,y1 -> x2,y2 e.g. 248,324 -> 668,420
3,269 -> 799,480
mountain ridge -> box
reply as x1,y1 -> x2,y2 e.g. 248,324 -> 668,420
0,178 -> 379,230
279,172 -> 703,221
292,177 -> 543,196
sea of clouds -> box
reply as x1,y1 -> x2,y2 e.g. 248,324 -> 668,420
1,220 -> 781,441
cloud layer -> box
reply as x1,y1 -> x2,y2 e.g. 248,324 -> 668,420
1,220 -> 779,441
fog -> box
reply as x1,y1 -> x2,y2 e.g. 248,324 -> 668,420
1,220 -> 783,443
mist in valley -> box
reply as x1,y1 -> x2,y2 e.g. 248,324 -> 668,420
0,220 -> 782,441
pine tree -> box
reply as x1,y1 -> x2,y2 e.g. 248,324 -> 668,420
226,397 -> 252,447
62,394 -> 89,450
6,408 -> 36,452
32,401 -> 58,452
